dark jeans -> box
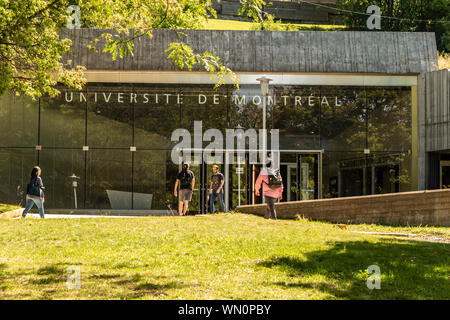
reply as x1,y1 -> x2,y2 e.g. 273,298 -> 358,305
264,196 -> 277,219
210,191 -> 226,213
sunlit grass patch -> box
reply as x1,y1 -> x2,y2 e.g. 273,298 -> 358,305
0,213 -> 448,300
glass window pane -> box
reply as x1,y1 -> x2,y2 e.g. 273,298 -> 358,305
134,150 -> 178,211
0,93 -> 38,147
320,87 -> 366,151
367,87 -> 412,151
229,85 -> 262,130
40,89 -> 86,148
86,150 -> 132,209
271,85 -> 321,150
181,86 -> 228,144
134,85 -> 181,149
87,84 -> 132,148
38,149 -> 85,209
0,148 -> 37,205
322,152 -> 365,198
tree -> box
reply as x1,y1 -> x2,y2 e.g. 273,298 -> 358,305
0,0 -> 265,99
336,0 -> 450,52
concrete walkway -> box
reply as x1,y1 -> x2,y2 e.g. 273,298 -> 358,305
18,214 -> 138,219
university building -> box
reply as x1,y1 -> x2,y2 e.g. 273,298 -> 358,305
0,29 -> 448,213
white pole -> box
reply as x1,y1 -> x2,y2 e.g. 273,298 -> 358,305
237,167 -> 241,206
73,184 -> 78,209
263,94 -> 266,166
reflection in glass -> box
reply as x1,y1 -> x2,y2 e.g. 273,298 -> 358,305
323,152 -> 411,198
39,149 -> 85,208
40,89 -> 86,148
0,148 -> 37,206
0,93 -> 39,147
134,85 -> 180,149
86,150 -> 132,209
0,83 -> 415,209
134,150 -> 178,210
271,86 -> 321,150
87,85 -> 132,148
320,87 -> 366,151
367,87 -> 411,151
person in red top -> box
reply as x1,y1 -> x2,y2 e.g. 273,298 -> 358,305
255,159 -> 283,219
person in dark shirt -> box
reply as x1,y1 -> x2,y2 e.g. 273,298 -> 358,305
209,164 -> 226,213
22,166 -> 45,218
174,162 -> 195,216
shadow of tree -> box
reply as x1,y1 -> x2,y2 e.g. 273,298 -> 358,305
257,240 -> 449,299
0,262 -> 187,299
111,273 -> 188,298
37,265 -> 66,275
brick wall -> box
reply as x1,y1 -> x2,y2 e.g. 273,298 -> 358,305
237,189 -> 450,226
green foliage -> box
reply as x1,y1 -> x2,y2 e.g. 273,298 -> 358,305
336,0 -> 450,52
202,18 -> 346,31
0,0 -> 86,98
166,41 -> 239,89
0,0 -> 265,98
249,14 -> 347,31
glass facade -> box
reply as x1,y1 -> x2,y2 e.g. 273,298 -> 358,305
0,83 -> 413,211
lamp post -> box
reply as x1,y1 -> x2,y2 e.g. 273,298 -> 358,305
256,75 -> 272,167
235,125 -> 244,207
69,174 -> 80,209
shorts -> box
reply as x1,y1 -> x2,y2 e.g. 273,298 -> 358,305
179,189 -> 193,201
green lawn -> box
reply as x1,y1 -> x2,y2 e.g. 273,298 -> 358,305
202,19 -> 347,31
0,213 -> 448,300
0,204 -> 20,214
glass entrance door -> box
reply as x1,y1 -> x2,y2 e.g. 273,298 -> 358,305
298,154 -> 318,200
183,150 -> 322,212
253,152 -> 321,206
229,153 -> 249,208
202,156 -> 224,213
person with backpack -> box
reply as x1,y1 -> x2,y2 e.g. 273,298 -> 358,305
209,164 -> 226,214
255,159 -> 283,219
22,166 -> 46,219
174,162 -> 195,216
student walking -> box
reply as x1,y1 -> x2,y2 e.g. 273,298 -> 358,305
255,159 -> 283,219
22,166 -> 46,219
174,162 -> 195,216
209,164 -> 226,213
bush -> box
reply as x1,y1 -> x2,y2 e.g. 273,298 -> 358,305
336,0 -> 450,52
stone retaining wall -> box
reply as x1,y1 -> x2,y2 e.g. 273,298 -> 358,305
237,189 -> 450,226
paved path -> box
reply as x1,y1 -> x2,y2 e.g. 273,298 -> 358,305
19,214 -> 138,219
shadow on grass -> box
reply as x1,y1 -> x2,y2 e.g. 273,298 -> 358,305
112,273 -> 188,298
258,240 -> 449,299
0,261 -> 187,299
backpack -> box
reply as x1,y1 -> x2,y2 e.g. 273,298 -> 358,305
266,168 -> 283,189
27,177 -> 42,197
179,170 -> 193,188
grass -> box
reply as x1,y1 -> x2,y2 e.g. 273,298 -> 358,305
202,18 -> 347,31
0,204 -> 21,214
0,213 -> 448,300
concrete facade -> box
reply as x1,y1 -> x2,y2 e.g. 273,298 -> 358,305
60,29 -> 438,74
417,69 -> 450,189
237,189 -> 450,226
